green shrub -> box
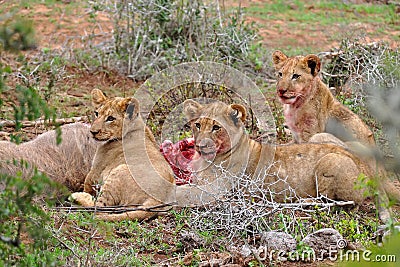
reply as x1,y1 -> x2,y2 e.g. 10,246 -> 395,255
0,16 -> 36,51
0,168 -> 59,266
0,16 -> 61,266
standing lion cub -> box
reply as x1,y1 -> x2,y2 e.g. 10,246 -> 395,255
272,50 -> 375,147
70,89 -> 176,221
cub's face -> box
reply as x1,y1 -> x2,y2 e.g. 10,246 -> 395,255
89,89 -> 133,141
183,100 -> 247,161
272,50 -> 321,105
191,117 -> 231,160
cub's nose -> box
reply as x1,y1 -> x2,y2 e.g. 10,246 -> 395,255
90,129 -> 100,136
278,88 -> 287,95
197,138 -> 214,150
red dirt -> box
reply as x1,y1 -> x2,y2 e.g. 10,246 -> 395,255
223,0 -> 399,51
19,3 -> 113,50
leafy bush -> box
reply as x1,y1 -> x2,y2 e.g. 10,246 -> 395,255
0,15 -> 36,51
10,85 -> 60,144
0,16 -> 61,266
0,169 -> 59,266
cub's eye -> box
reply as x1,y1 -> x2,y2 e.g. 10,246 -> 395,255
212,125 -> 221,131
94,111 -> 99,117
195,123 -> 201,130
278,72 -> 282,78
106,116 -> 116,122
292,74 -> 301,80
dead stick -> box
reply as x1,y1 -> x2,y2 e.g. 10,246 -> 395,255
0,116 -> 89,128
53,202 -> 175,214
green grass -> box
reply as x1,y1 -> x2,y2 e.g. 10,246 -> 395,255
246,0 -> 397,25
244,0 -> 399,54
0,200 -> 394,266
0,0 -> 86,20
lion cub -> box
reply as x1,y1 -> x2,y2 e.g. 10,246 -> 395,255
70,89 -> 176,221
0,123 -> 98,195
176,100 -> 399,222
272,50 -> 375,147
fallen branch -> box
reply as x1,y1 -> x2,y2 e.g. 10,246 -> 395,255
269,200 -> 355,208
54,202 -> 176,214
188,162 -> 361,240
0,116 -> 89,128
51,231 -> 82,263
320,71 -> 347,78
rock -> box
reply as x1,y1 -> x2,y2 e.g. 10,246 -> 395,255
179,230 -> 206,250
240,245 -> 252,258
301,228 -> 344,258
261,231 -> 297,253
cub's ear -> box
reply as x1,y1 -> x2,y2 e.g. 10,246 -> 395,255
183,99 -> 203,121
125,97 -> 140,120
118,97 -> 133,113
303,54 -> 321,76
91,89 -> 108,109
272,50 -> 288,70
229,104 -> 247,124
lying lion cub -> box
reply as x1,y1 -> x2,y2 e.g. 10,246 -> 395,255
176,100 -> 399,222
0,122 -> 98,193
272,50 -> 375,147
70,89 -> 176,221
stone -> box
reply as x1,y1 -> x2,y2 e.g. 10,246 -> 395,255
301,228 -> 344,258
261,231 -> 297,253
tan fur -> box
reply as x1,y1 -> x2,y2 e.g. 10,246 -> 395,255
272,50 -> 375,147
176,100 -> 400,222
0,123 -> 98,193
70,89 -> 176,221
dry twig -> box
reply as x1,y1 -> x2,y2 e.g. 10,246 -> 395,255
186,163 -> 357,241
54,202 -> 175,214
0,116 -> 89,128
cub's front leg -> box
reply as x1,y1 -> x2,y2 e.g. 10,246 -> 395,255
83,168 -> 103,196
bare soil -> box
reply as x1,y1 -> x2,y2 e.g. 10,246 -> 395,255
223,0 -> 399,50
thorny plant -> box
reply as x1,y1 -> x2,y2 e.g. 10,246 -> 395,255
320,39 -> 400,147
89,0 -> 266,80
186,162 -> 359,242
321,39 -> 400,91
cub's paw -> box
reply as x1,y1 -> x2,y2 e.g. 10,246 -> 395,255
69,192 -> 95,207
